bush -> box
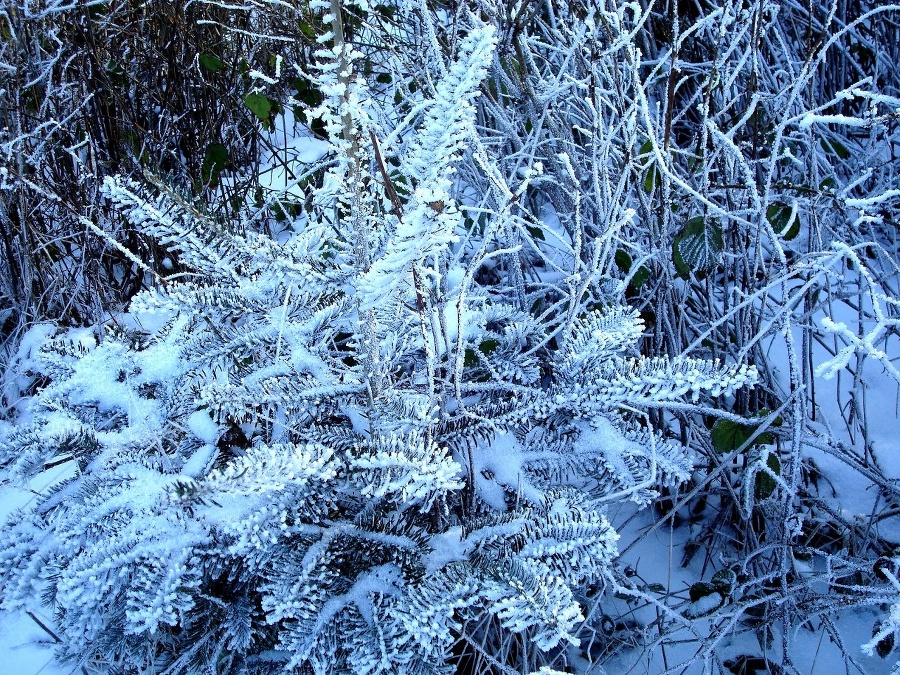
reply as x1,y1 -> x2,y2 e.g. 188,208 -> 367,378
2,0 -> 900,673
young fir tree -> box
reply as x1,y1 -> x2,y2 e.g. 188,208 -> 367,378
0,1 -> 757,673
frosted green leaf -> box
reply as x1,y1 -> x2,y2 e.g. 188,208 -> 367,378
674,217 -> 723,273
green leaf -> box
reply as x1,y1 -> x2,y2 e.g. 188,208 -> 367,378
821,137 -> 850,159
375,72 -> 392,84
644,165 -> 659,194
244,92 -> 273,123
617,247 -> 650,289
766,202 -> 799,241
672,238 -> 690,278
374,4 -> 395,19
877,633 -> 895,659
638,140 -> 659,193
299,22 -> 316,39
199,52 -> 225,73
689,582 -> 715,602
632,266 -> 650,289
711,569 -> 736,595
105,59 -> 127,86
464,349 -> 479,367
674,217 -> 723,273
526,225 -> 545,241
757,409 -> 783,427
875,622 -> 896,658
291,77 -> 325,108
687,149 -> 705,174
615,249 -> 632,273
87,2 -> 109,18
754,453 -> 780,500
820,177 -> 837,192
712,419 -> 749,453
272,201 -> 302,222
201,143 -> 229,185
712,419 -> 773,454
478,339 -> 499,355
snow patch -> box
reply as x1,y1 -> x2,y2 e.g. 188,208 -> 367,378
187,410 -> 219,445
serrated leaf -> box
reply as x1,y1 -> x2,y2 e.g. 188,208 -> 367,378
674,217 -> 723,273
244,93 -> 273,123
712,419 -> 750,454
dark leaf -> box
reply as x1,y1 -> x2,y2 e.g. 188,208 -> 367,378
754,453 -> 780,500
199,53 -> 225,73
244,93 -> 273,123
766,202 -> 799,241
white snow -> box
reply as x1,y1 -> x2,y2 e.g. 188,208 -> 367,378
186,410 -> 219,445
181,444 -> 215,478
470,432 -> 543,509
799,112 -> 870,128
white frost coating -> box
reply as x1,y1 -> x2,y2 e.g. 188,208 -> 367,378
358,22 -> 496,310
471,432 -> 544,509
685,592 -> 724,618
845,87 -> 900,108
187,410 -> 219,444
813,244 -> 900,384
352,433 -> 463,510
247,70 -> 278,85
134,338 -> 182,385
423,527 -> 466,572
844,189 -> 900,208
863,568 -> 900,657
181,444 -> 215,478
799,112 -> 869,128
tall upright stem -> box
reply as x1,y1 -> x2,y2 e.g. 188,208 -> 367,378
328,0 -> 381,401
